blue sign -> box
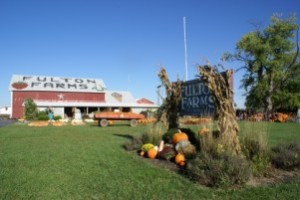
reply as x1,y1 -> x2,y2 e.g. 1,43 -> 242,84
180,79 -> 215,116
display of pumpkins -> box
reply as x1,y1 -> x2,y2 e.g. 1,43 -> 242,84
139,128 -> 195,167
172,129 -> 189,144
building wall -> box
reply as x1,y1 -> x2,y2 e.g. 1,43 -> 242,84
0,106 -> 12,117
12,91 -> 105,118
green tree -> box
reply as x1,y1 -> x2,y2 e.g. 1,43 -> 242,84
224,14 -> 299,118
24,98 -> 38,120
273,63 -> 300,112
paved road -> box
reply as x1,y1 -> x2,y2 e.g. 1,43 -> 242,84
0,119 -> 16,127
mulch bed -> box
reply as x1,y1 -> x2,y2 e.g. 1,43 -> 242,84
134,151 -> 300,188
249,168 -> 300,187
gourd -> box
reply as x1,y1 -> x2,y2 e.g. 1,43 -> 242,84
139,151 -> 145,157
156,145 -> 176,160
175,140 -> 196,158
172,130 -> 188,144
175,153 -> 186,166
141,143 -> 154,152
147,148 -> 158,159
158,140 -> 164,152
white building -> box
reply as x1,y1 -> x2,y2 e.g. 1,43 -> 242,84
0,106 -> 12,118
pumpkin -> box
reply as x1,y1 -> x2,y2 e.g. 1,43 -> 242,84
172,130 -> 188,144
147,148 -> 158,159
198,126 -> 210,135
175,153 -> 186,166
178,161 -> 185,166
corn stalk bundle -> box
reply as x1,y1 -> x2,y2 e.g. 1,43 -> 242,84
198,65 -> 241,154
157,68 -> 182,129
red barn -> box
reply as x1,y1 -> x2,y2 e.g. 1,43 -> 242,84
9,75 -> 158,119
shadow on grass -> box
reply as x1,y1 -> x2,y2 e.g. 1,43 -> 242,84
113,133 -> 134,140
88,123 -> 132,128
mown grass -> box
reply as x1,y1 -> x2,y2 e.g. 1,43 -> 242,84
0,122 -> 299,200
239,121 -> 300,147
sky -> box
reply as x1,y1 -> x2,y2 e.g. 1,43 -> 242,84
0,0 -> 299,108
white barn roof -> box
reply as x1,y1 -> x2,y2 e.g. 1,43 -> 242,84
9,75 -> 106,93
105,91 -> 136,104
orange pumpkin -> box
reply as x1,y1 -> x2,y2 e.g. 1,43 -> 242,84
175,153 -> 186,166
198,126 -> 210,136
172,130 -> 188,144
147,148 -> 158,159
178,160 -> 186,166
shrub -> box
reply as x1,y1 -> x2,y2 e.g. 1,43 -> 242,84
241,130 -> 270,176
54,115 -> 62,121
123,136 -> 144,151
0,114 -> 10,120
143,122 -> 167,145
24,98 -> 38,120
270,142 -> 300,170
186,152 -> 252,187
199,130 -> 215,155
250,155 -> 271,177
37,111 -> 49,121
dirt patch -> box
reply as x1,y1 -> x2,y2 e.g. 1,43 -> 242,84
147,157 -> 181,172
135,153 -> 181,173
248,168 -> 300,187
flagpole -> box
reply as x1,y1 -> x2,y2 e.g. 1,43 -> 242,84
183,16 -> 188,81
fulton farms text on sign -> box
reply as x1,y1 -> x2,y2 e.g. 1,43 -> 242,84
180,79 -> 215,116
10,75 -> 106,93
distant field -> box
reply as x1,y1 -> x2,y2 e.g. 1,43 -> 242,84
0,122 -> 299,200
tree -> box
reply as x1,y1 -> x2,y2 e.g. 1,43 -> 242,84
273,63 -> 300,112
223,14 -> 299,118
24,98 -> 38,120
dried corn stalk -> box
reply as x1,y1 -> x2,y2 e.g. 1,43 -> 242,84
198,65 -> 241,155
156,68 -> 182,129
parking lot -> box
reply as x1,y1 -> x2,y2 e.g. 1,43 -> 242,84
0,119 -> 16,127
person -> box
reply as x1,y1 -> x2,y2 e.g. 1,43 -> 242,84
48,111 -> 54,122
297,108 -> 300,123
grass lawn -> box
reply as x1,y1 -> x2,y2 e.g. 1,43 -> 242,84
0,122 -> 300,200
